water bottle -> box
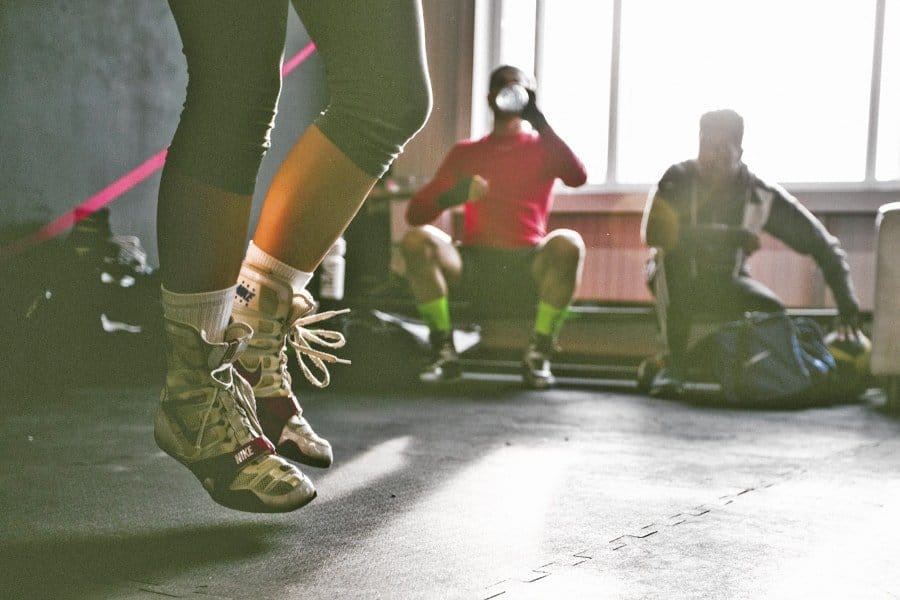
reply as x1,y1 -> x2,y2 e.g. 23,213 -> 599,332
319,237 -> 346,300
494,83 -> 529,114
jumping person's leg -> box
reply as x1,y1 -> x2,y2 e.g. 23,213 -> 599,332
253,0 -> 432,271
400,225 -> 464,382
524,229 -> 585,389
160,0 -> 290,299
157,0 -> 314,512
232,0 -> 432,451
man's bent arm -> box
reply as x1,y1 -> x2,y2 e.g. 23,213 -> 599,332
405,146 -> 464,226
538,125 -> 588,188
764,186 -> 860,319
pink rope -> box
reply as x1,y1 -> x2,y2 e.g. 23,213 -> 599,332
0,42 -> 317,260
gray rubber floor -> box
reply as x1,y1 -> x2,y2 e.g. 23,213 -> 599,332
2,375 -> 899,599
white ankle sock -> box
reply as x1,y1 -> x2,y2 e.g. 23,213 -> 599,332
244,240 -> 313,293
161,285 -> 235,343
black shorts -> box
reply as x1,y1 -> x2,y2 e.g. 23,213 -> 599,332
454,245 -> 539,316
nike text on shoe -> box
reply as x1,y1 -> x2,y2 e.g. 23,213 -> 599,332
233,267 -> 349,469
155,319 -> 316,512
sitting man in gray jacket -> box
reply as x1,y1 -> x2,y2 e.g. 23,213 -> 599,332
640,109 -> 862,388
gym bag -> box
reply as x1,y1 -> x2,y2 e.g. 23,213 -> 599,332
713,312 -> 835,406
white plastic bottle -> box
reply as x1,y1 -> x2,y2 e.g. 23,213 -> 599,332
494,83 -> 529,114
319,237 -> 346,300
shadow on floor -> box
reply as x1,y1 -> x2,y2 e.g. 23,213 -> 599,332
0,522 -> 284,599
1,378 -> 574,598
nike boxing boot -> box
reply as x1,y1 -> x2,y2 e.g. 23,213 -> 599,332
232,265 -> 349,469
155,319 -> 316,512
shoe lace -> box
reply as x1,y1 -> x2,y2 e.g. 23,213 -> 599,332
286,302 -> 351,388
194,362 -> 264,451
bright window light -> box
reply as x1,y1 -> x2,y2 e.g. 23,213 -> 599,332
538,0 -> 614,184
497,0 -> 537,73
876,0 -> 900,181
484,0 -> 892,186
616,0 -> 875,184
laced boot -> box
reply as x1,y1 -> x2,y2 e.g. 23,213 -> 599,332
155,319 -> 316,512
233,266 -> 349,468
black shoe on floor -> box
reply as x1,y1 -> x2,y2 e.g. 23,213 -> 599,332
522,334 -> 557,390
649,365 -> 685,398
419,331 -> 461,383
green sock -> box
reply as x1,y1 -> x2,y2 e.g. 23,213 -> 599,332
534,300 -> 568,338
417,296 -> 451,333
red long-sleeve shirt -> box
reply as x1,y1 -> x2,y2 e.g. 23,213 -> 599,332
405,128 -> 587,247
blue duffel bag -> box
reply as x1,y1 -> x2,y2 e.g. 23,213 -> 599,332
713,312 -> 836,405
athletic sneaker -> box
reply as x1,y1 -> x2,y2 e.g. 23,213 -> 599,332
649,366 -> 685,398
419,331 -> 461,383
522,334 -> 557,389
233,266 -> 348,469
155,319 -> 316,513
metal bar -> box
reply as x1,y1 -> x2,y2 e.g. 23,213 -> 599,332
606,0 -> 623,184
534,0 -> 546,85
866,0 -> 887,181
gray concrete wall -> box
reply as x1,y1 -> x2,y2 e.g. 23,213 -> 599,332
0,2 -> 326,266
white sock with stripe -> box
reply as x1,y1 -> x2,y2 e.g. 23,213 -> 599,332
161,285 -> 234,343
243,240 -> 313,293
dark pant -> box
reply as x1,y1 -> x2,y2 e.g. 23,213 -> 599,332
166,0 -> 431,194
455,246 -> 539,318
654,264 -> 784,371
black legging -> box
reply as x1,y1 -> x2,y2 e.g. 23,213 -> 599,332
166,0 -> 432,195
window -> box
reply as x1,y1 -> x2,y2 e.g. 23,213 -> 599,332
496,0 -> 537,73
537,1 -> 614,182
876,0 -> 900,180
478,0 -> 897,187
618,0 -> 874,184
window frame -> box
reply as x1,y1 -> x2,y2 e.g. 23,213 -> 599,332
472,0 -> 898,195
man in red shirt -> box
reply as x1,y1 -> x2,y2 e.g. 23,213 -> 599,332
402,65 -> 588,388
